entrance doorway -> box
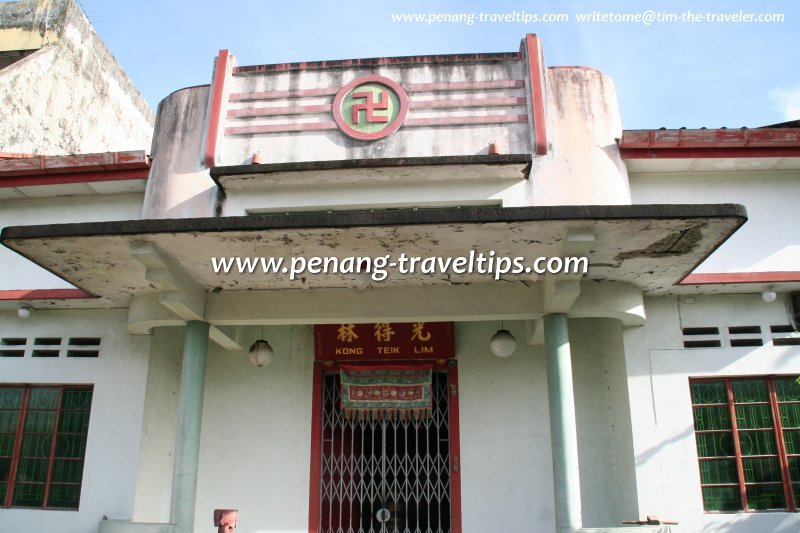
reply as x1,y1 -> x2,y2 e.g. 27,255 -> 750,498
309,363 -> 461,533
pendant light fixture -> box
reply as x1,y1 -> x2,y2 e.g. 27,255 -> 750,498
490,321 -> 516,358
248,324 -> 273,367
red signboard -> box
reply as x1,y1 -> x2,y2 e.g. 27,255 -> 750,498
314,322 -> 454,361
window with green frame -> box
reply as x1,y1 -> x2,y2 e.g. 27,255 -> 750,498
691,376 -> 800,512
0,385 -> 93,509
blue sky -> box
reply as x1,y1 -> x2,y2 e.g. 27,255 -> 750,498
83,0 -> 799,130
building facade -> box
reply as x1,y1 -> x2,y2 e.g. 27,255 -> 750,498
0,4 -> 799,533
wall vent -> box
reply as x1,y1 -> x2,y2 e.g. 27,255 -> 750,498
726,326 -> 763,347
682,327 -> 722,348
770,325 -> 800,346
0,337 -> 101,358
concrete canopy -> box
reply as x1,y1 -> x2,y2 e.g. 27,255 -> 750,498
1,204 -> 746,312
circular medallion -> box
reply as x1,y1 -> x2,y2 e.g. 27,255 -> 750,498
332,75 -> 409,141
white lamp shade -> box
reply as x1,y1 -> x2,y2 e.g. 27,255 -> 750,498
248,339 -> 273,367
490,329 -> 516,358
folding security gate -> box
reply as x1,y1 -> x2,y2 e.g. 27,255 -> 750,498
310,366 -> 461,533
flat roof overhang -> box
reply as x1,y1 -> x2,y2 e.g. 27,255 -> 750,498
210,154 -> 533,191
0,204 -> 746,309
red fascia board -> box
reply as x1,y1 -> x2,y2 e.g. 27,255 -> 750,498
621,147 -> 800,159
0,151 -> 150,177
524,34 -> 548,156
0,168 -> 149,188
0,289 -> 94,300
233,52 -> 520,75
680,271 -> 800,285
619,128 -> 800,150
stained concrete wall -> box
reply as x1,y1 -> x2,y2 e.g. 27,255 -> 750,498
624,295 -> 800,533
0,308 -> 150,533
0,0 -> 153,154
128,319 -> 628,532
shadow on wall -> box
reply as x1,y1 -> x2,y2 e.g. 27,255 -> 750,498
635,423 -> 694,467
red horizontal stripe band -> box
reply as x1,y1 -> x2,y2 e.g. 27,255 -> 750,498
227,103 -> 331,118
229,87 -> 339,101
0,289 -> 94,300
224,114 -> 529,136
409,97 -> 527,109
681,272 -> 800,285
404,114 -> 529,127
405,80 -> 525,92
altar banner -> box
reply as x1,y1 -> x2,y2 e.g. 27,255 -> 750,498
340,364 -> 433,421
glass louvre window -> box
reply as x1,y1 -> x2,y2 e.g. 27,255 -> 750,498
0,385 -> 92,510
691,377 -> 800,513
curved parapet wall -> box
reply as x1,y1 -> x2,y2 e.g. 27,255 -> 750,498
533,67 -> 631,206
141,86 -> 219,219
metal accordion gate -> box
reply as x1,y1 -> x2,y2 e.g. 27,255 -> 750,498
316,369 -> 455,533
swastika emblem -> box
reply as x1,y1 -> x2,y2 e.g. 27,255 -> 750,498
332,75 -> 409,141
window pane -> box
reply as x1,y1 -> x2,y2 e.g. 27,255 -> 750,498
780,403 -> 800,429
0,433 -> 15,455
0,480 -> 5,502
23,410 -> 56,433
692,381 -> 727,404
61,388 -> 92,410
50,459 -> 84,484
794,484 -> 800,508
0,411 -> 19,433
12,482 -> 44,507
789,457 -> 800,483
733,380 -> 769,403
694,406 -> 731,431
785,429 -> 800,454
702,486 -> 742,511
699,459 -> 738,484
0,456 -> 10,483
742,457 -> 782,483
55,435 -> 87,459
696,432 -> 735,457
737,430 -> 777,456
58,410 -> 90,433
47,483 -> 81,508
745,484 -> 786,510
735,404 -> 774,429
14,458 -> 48,483
0,388 -> 23,409
27,389 -> 59,410
775,378 -> 800,401
20,434 -> 52,458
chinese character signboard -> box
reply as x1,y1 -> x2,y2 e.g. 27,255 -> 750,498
314,322 -> 454,361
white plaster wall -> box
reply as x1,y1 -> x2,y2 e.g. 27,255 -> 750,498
0,308 -> 151,533
629,171 -> 800,273
0,193 -> 144,290
624,295 -> 800,533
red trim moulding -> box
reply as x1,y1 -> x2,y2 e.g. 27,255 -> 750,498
0,168 -> 149,188
680,271 -> 800,285
620,147 -> 800,159
524,34 -> 548,156
204,50 -> 231,169
0,289 -> 94,300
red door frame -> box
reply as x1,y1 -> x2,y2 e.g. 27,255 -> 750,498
307,359 -> 462,533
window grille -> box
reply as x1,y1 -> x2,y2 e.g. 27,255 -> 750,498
0,385 -> 93,509
690,376 -> 800,512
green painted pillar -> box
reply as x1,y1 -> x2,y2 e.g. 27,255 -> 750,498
544,313 -> 582,533
170,320 -> 210,533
